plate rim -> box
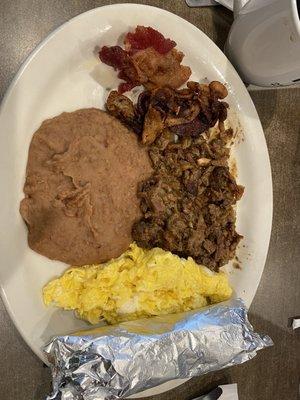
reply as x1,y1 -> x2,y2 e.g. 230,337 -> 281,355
0,2 -> 273,395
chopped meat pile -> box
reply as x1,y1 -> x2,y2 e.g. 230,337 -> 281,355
132,129 -> 244,271
105,80 -> 244,271
99,26 -> 191,93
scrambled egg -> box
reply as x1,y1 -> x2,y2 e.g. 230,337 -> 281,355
43,243 -> 232,324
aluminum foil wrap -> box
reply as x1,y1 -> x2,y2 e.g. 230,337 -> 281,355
44,299 -> 272,400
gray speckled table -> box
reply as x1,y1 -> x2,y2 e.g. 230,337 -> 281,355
0,1 -> 299,399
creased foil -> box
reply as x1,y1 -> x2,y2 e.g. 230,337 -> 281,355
44,299 -> 273,400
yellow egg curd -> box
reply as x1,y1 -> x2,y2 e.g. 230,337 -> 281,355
43,243 -> 232,324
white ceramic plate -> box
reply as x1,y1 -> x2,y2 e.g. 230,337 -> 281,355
0,4 -> 272,397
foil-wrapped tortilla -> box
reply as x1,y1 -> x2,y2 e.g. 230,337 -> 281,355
44,299 -> 273,400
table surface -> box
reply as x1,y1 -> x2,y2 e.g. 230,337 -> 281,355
0,1 -> 299,399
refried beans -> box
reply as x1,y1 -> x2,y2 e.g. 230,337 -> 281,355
20,108 -> 152,265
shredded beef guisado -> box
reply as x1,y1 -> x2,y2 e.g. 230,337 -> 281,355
132,128 -> 244,271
